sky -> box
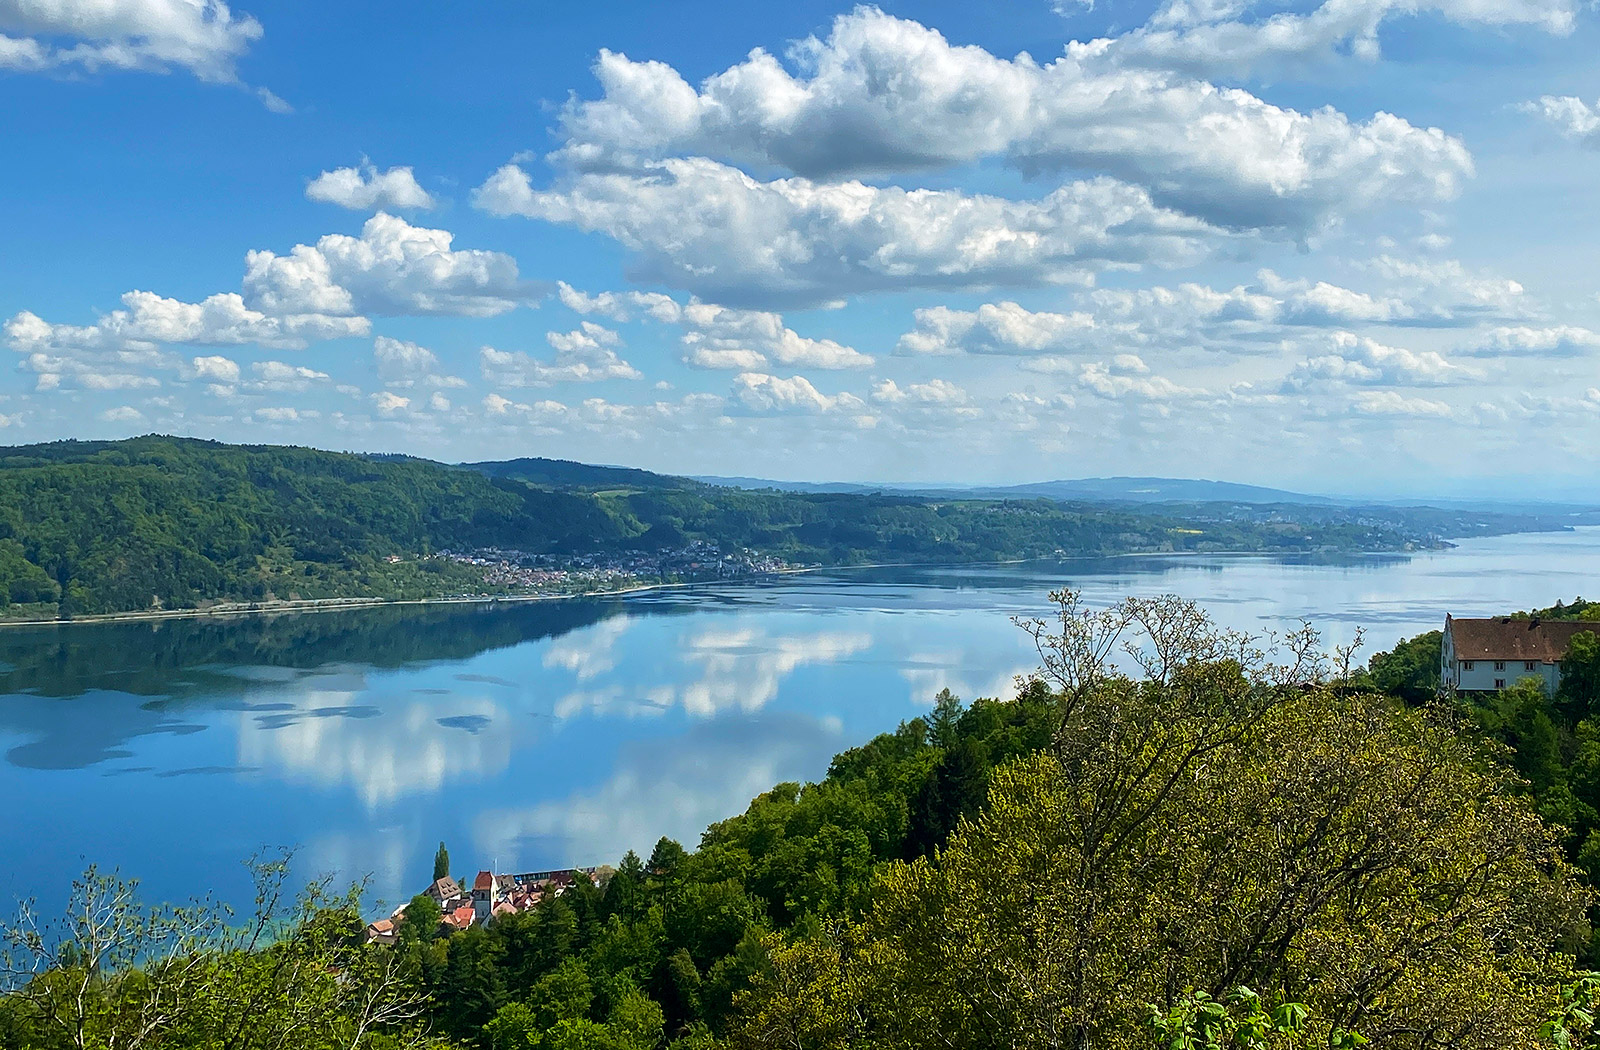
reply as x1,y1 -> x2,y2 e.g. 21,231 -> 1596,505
2,0 -> 1599,497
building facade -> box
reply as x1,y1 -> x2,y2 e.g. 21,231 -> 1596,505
1442,615 -> 1600,694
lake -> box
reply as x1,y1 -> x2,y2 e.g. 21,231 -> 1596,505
3,526 -> 1599,915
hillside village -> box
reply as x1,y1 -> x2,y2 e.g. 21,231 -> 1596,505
366,866 -> 611,945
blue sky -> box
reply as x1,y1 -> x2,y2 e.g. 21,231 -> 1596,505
3,0 -> 1599,497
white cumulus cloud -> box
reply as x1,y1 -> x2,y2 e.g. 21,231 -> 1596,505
0,0 -> 265,83
731,372 -> 864,413
543,8 -> 1473,235
476,159 -> 1220,308
306,163 -> 436,211
479,323 -> 642,387
244,212 -> 533,318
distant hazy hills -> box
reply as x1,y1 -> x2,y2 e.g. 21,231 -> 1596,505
693,474 -> 1338,505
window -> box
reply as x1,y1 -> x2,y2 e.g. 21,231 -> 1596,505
1494,678 -> 1506,689
1526,661 -> 1539,671
1494,660 -> 1506,671
1463,660 -> 1475,670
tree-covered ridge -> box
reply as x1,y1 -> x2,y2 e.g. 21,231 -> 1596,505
2,593 -> 1593,1049
0,435 -> 1453,618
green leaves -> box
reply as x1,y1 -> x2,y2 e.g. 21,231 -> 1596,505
1143,988 -> 1317,1049
1542,972 -> 1600,1049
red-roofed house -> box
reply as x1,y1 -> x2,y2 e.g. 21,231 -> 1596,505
1443,615 -> 1600,693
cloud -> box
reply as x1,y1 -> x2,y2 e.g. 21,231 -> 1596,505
1523,95 -> 1600,146
5,215 -> 533,398
556,282 -> 682,323
372,391 -> 410,414
189,355 -> 240,384
99,405 -> 145,423
731,372 -> 864,414
477,159 -> 1221,308
894,257 -> 1523,366
0,0 -> 264,83
1282,332 -> 1468,391
678,301 -> 872,370
373,335 -> 466,388
1350,390 -> 1453,417
1076,355 -> 1207,401
248,360 -> 329,393
1108,0 -> 1576,79
543,8 -> 1473,235
897,301 -> 1101,356
869,378 -> 969,406
306,164 -> 437,211
479,324 -> 642,387
254,406 -> 305,422
1361,256 -> 1524,320
554,282 -> 873,369
243,212 -> 534,318
1458,325 -> 1600,358
4,291 -> 367,354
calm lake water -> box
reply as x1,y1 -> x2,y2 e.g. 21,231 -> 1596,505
3,526 -> 1600,914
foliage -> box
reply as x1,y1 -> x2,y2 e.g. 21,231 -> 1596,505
0,436 -> 1453,617
1366,609 -> 1600,962
1144,988 -> 1366,1050
435,842 -> 452,884
0,853 -> 434,1050
1563,632 -> 1600,720
726,595 -> 1590,1050
1364,630 -> 1441,705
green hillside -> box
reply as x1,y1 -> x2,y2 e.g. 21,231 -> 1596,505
0,435 -> 1447,618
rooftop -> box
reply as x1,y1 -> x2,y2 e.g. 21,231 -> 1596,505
1447,616 -> 1600,663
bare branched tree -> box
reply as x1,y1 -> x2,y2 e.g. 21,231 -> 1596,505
0,851 -> 436,1050
1013,589 -> 1137,716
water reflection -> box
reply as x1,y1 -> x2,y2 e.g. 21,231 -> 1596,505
2,529 -> 1598,911
234,678 -> 518,808
475,712 -> 847,870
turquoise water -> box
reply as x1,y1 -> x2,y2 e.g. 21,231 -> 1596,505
2,527 -> 1599,913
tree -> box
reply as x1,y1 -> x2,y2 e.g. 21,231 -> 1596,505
1562,631 -> 1600,720
728,596 -> 1589,1050
647,838 -> 688,882
605,851 -> 646,924
400,893 -> 442,944
1483,679 -> 1564,794
434,841 -> 452,883
854,689 -> 1584,1049
0,855 -> 432,1050
1367,630 -> 1442,705
926,688 -> 964,749
1145,988 -> 1365,1050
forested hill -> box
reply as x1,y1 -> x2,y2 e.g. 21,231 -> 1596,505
0,435 -> 1477,618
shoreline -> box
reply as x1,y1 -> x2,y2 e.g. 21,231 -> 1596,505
0,543 -> 1462,631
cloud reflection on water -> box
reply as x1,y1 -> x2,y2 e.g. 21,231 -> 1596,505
236,682 -> 517,808
474,712 -> 846,869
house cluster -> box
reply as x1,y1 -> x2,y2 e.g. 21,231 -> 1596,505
1442,614 -> 1600,694
366,865 -> 609,945
432,542 -> 790,594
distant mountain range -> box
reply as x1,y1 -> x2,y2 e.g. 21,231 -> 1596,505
692,473 -> 1600,514
692,474 -> 1341,505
